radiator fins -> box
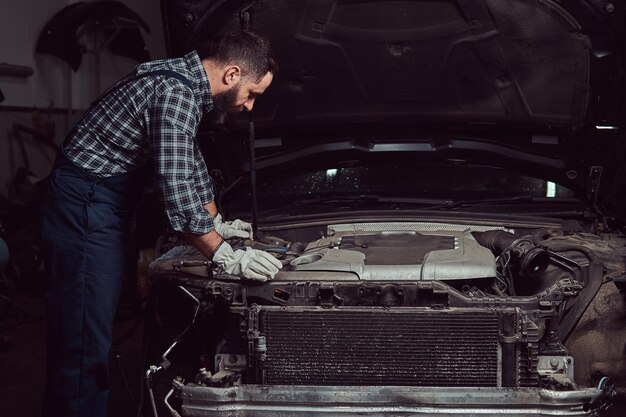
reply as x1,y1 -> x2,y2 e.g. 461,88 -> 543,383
261,310 -> 501,387
519,322 -> 540,387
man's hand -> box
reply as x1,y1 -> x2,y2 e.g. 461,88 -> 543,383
214,213 -> 254,239
212,241 -> 282,281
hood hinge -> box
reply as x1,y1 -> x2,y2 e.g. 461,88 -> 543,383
586,166 -> 603,209
586,166 -> 610,232
240,6 -> 253,30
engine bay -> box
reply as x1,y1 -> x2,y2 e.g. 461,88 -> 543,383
147,219 -> 626,415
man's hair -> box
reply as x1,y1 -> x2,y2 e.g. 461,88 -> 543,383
195,31 -> 278,82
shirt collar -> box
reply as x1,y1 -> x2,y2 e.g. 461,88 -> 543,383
184,51 -> 213,115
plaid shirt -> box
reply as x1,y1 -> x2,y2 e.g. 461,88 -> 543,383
64,52 -> 216,234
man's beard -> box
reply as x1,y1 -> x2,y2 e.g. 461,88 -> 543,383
210,83 -> 240,126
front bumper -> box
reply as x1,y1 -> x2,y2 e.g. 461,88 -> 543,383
174,383 -> 607,417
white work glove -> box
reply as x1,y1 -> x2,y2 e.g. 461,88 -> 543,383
213,213 -> 253,239
212,241 -> 282,281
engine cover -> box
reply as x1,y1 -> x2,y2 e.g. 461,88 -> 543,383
290,229 -> 496,280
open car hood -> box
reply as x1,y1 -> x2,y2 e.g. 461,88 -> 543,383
160,0 -> 626,217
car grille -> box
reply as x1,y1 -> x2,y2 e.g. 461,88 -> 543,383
260,308 -> 503,387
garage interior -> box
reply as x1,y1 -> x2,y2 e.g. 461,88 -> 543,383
2,1 -> 626,417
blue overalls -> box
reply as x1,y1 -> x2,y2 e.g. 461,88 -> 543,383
41,149 -> 145,417
40,70 -> 191,417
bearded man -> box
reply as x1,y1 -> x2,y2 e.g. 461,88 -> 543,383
40,31 -> 281,417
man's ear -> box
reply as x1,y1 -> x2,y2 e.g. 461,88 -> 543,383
223,65 -> 241,86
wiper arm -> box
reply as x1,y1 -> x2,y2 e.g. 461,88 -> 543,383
293,194 -> 380,205
294,195 -> 452,206
426,195 -> 550,210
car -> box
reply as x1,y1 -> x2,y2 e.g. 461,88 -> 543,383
146,0 -> 626,416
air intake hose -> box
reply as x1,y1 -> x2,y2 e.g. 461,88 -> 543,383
473,231 -> 551,277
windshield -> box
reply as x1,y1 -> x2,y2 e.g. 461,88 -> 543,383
224,162 -> 576,212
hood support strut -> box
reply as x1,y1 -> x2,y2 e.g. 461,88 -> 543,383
241,8 -> 257,235
248,116 -> 258,236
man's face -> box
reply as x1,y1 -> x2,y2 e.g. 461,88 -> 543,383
211,71 -> 273,123
232,71 -> 274,112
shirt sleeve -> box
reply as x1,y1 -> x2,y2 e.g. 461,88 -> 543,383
192,139 -> 214,205
145,87 -> 215,234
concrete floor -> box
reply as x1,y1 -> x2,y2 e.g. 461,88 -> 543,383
0,290 -> 146,417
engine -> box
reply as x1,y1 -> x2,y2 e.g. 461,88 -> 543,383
289,228 -> 497,280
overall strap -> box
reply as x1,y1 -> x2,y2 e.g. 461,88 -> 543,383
136,69 -> 193,89
63,69 -> 194,146
90,69 -> 193,108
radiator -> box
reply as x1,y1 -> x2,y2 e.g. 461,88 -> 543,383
259,308 -> 504,387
